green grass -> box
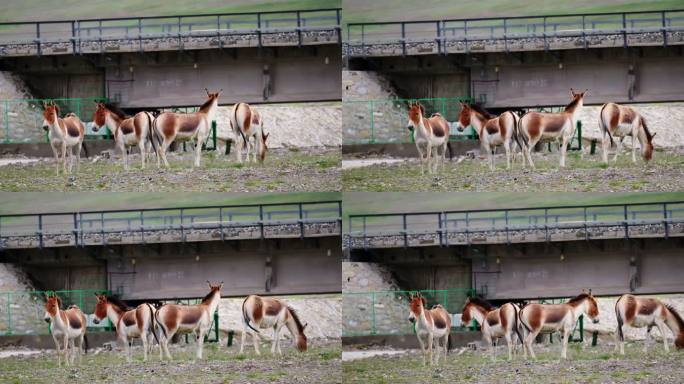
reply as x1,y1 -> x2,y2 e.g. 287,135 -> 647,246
343,0 -> 683,25
0,0 -> 340,23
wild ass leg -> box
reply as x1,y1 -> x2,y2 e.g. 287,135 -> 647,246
631,123 -> 639,164
139,140 -> 146,170
239,327 -> 247,354
415,143 -> 425,175
484,332 -> 495,362
643,325 -> 652,353
505,331 -> 513,361
559,132 -> 570,168
613,137 -> 623,163
524,329 -> 539,359
159,139 -> 171,168
235,132 -> 244,163
119,140 -> 129,171
504,139 -> 511,170
141,329 -> 149,362
63,335 -> 70,366
654,319 -> 670,352
416,332 -> 427,366
619,322 -> 627,355
194,131 -> 205,168
427,332 -> 434,365
561,325 -> 571,359
602,132 -> 610,163
252,329 -> 261,355
75,141 -> 82,172
524,143 -> 535,170
426,145 -> 433,175
61,143 -> 68,174
443,334 -> 449,363
196,327 -> 206,359
53,334 -> 62,367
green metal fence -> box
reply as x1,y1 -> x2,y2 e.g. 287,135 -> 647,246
0,97 -> 109,144
342,288 -> 475,337
0,289 -> 112,336
343,97 -> 474,145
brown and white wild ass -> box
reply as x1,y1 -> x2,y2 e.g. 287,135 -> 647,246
43,294 -> 87,366
92,103 -> 155,170
615,294 -> 684,355
152,89 -> 221,168
230,103 -> 269,163
41,101 -> 86,174
406,102 -> 452,174
598,103 -> 655,164
519,291 -> 599,359
518,89 -> 587,168
154,281 -> 223,360
461,297 -> 525,361
407,292 -> 451,365
240,295 -> 308,355
93,294 -> 158,362
455,103 -> 520,170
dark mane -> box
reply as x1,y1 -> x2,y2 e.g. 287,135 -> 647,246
199,97 -> 214,113
103,103 -> 128,119
201,289 -> 219,304
665,304 -> 684,331
640,116 -> 653,141
468,104 -> 495,120
564,96 -> 580,112
287,305 -> 305,334
468,296 -> 494,311
106,295 -> 132,311
567,293 -> 591,305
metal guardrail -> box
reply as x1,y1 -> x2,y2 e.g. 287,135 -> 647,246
0,9 -> 342,56
342,288 -> 475,337
0,289 -> 112,336
1,97 -> 109,144
0,200 -> 343,248
347,201 -> 684,248
346,9 -> 684,56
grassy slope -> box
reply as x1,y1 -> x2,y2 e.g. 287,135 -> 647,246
343,0 -> 683,24
342,192 -> 684,218
0,0 -> 340,22
0,192 -> 340,214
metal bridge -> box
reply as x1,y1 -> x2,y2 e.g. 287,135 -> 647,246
346,201 -> 684,250
0,200 -> 342,249
0,8 -> 342,57
344,9 -> 684,57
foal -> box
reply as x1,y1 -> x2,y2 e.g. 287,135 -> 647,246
406,102 -> 452,174
598,103 -> 655,164
455,103 -> 520,170
518,89 -> 587,168
240,295 -> 308,355
230,103 -> 269,163
461,297 -> 524,361
41,101 -> 85,174
154,281 -> 222,360
153,89 -> 221,168
43,294 -> 87,366
407,292 -> 451,365
615,294 -> 684,355
519,291 -> 599,359
93,294 -> 158,362
92,103 -> 155,170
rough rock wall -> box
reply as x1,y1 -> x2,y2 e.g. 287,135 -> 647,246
343,262 -> 408,336
0,72 -> 43,143
213,102 -> 341,148
576,103 -> 684,149
218,295 -> 341,340
0,263 -> 45,335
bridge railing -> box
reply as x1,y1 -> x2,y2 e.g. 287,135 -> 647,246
342,288 -> 475,337
0,200 -> 342,248
346,9 -> 684,55
347,201 -> 684,248
0,289 -> 112,336
0,97 -> 109,144
0,9 -> 342,56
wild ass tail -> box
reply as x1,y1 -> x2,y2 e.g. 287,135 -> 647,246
154,305 -> 168,339
83,334 -> 89,354
598,104 -> 615,147
234,103 -> 249,150
146,303 -> 159,346
81,142 -> 90,158
514,112 -> 529,150
513,303 -> 524,345
446,142 -> 453,160
615,297 -> 624,342
146,112 -> 158,156
242,297 -> 260,334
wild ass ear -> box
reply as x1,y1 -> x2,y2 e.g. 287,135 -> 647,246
569,88 -> 576,97
588,288 -> 593,295
651,132 -> 656,138
204,88 -> 210,96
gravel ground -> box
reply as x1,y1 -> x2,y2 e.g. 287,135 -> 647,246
342,149 -> 684,192
0,147 -> 340,192
0,340 -> 341,384
343,343 -> 684,383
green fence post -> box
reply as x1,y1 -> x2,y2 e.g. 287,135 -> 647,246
441,98 -> 446,118
579,314 -> 584,342
7,292 -> 11,335
592,331 -> 598,346
212,121 -> 217,150
80,290 -> 84,311
577,121 -> 582,151
214,309 -> 219,342
3,100 -> 9,143
371,291 -> 376,335
369,100 -> 375,144
76,98 -> 82,120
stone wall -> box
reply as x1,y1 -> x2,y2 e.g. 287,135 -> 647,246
212,102 -> 341,149
218,295 -> 340,340
0,263 -> 45,335
0,71 -> 43,143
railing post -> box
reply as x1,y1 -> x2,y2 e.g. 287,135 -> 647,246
662,11 -> 668,47
180,208 -> 185,242
99,20 -> 103,53
73,213 -> 79,247
35,23 -> 42,56
361,24 -> 365,56
71,21 -> 77,54
544,208 -> 549,242
623,204 -> 629,239
257,13 -> 262,48
583,207 -> 588,241
336,9 -> 342,45
298,203 -> 304,239
663,203 -> 669,238
622,12 -> 627,48
464,20 -> 468,53
582,15 -> 587,49
219,207 -> 224,241
259,205 -> 264,239
296,11 -> 302,47
140,211 -> 145,243
444,212 -> 449,246
217,15 -> 222,49
465,212 -> 470,245
337,201 -> 343,235
543,16 -> 547,50
38,214 -> 43,248
505,210 -> 510,244
503,18 -> 508,52
402,22 -> 407,56
362,216 -> 368,249
437,213 -> 444,246
138,18 -> 143,52
178,16 -> 182,50
101,212 -> 105,245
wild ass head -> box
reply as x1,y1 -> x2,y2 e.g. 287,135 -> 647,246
408,292 -> 426,324
565,88 -> 588,113
43,293 -> 62,323
406,102 -> 424,133
41,101 -> 59,132
568,289 -> 599,324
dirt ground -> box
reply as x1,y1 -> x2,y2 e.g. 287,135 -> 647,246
343,342 -> 684,384
0,147 -> 340,192
0,340 -> 341,384
342,148 -> 684,192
